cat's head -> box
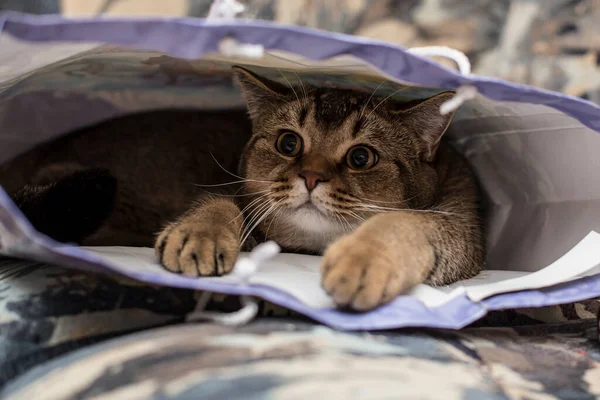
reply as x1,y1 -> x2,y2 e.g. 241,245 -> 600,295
233,66 -> 456,252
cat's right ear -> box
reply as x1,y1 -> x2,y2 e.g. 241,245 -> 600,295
232,66 -> 290,119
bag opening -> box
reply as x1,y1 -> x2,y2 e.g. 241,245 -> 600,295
1,14 -> 600,329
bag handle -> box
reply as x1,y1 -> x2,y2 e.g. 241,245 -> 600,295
408,46 -> 478,115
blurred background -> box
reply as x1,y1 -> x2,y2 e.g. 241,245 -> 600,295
1,0 -> 599,104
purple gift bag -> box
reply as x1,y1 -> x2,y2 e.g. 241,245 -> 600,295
1,11 -> 600,330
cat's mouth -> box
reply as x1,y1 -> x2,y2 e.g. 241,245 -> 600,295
284,198 -> 348,237
295,199 -> 330,218
298,201 -> 321,212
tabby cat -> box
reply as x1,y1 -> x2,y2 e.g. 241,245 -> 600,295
0,66 -> 484,310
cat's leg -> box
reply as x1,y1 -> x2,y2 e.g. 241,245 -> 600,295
321,211 -> 484,311
155,198 -> 242,276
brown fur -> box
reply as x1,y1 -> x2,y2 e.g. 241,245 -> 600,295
0,66 -> 485,310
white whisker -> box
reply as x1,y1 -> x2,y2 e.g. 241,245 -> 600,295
360,81 -> 385,120
243,200 -> 272,229
292,71 -> 308,101
209,151 -> 274,183
331,212 -> 344,232
228,193 -> 271,226
240,198 -> 285,247
366,88 -> 405,120
193,180 -> 251,188
264,202 -> 286,238
239,205 -> 270,246
357,203 -> 457,216
239,197 -> 273,237
276,68 -> 300,103
338,213 -> 353,233
346,210 -> 365,223
239,193 -> 283,242
214,189 -> 272,198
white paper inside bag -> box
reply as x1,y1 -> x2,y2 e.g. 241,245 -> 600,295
82,230 -> 600,309
449,98 -> 600,273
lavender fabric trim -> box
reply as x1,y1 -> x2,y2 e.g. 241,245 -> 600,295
2,12 -> 600,132
1,12 -> 600,330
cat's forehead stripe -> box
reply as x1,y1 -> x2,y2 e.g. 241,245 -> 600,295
298,106 -> 309,127
351,116 -> 364,138
313,89 -> 363,131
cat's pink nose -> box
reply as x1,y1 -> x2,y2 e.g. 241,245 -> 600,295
299,170 -> 327,192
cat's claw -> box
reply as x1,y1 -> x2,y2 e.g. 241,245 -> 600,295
321,236 -> 399,311
155,223 -> 239,277
321,215 -> 435,311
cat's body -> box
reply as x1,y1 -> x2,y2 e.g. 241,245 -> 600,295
0,67 -> 485,310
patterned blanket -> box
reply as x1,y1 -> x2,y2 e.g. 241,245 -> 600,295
1,257 -> 599,398
2,315 -> 599,399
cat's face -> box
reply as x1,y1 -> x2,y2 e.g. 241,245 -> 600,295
233,67 -> 455,252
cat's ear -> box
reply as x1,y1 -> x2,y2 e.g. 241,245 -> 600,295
394,92 -> 456,162
232,66 -> 291,118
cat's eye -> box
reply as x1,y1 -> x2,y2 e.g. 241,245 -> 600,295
346,146 -> 378,171
275,131 -> 302,157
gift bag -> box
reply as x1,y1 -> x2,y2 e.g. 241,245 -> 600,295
1,9 -> 600,331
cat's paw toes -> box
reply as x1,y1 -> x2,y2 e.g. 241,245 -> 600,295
155,224 -> 239,277
321,235 -> 407,311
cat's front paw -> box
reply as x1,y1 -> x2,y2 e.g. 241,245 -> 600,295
155,222 -> 239,277
321,217 -> 435,311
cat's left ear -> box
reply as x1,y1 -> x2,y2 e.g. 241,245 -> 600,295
394,92 -> 456,162
232,66 -> 291,119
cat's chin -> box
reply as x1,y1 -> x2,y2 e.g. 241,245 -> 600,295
287,203 -> 343,235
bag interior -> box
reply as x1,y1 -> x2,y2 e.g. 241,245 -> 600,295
1,37 -> 600,303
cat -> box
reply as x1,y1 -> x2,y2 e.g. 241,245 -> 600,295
0,66 -> 485,311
